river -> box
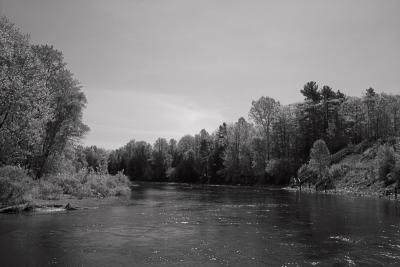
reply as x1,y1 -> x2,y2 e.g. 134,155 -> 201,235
1,183 -> 400,266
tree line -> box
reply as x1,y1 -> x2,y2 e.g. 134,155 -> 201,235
1,16 -> 400,186
107,83 -> 400,185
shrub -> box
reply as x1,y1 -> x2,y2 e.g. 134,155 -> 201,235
388,163 -> 400,185
0,165 -> 30,181
0,166 -> 31,207
52,172 -> 130,198
106,177 -> 117,189
44,171 -> 131,198
0,178 -> 28,206
308,139 -> 331,179
297,163 -> 318,184
0,165 -> 132,201
75,183 -> 92,199
114,185 -> 131,197
107,172 -> 131,197
174,159 -> 199,183
48,173 -> 81,195
85,173 -> 110,197
376,144 -> 396,181
329,163 -> 350,180
266,158 -> 297,185
36,180 -> 63,200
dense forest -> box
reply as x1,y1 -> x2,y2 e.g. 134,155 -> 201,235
104,85 -> 400,186
1,15 -> 400,196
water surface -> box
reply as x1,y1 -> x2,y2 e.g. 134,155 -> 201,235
1,183 -> 400,266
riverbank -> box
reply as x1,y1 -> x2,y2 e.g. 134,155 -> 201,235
0,193 -> 132,213
0,165 -> 132,212
283,186 -> 399,201
286,139 -> 400,201
32,193 -> 132,209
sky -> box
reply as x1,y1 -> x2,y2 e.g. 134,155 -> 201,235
1,0 -> 400,149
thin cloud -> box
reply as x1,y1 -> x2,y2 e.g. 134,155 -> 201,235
83,89 -> 224,148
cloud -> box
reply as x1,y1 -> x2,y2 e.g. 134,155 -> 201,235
82,88 -> 224,149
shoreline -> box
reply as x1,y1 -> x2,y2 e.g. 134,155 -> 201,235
0,194 -> 131,214
3,182 -> 399,214
31,194 -> 131,207
283,186 -> 400,202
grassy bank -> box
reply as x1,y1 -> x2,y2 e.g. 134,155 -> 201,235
0,165 -> 132,209
288,138 -> 400,200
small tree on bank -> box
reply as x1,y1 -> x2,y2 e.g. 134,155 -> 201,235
376,144 -> 396,183
308,139 -> 331,182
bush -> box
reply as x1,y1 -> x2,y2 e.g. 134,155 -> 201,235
308,139 -> 331,179
114,185 -> 131,197
110,172 -> 131,197
376,144 -> 396,182
0,178 -> 28,206
388,163 -> 400,185
75,183 -> 92,199
48,173 -> 82,195
0,166 -> 31,207
85,173 -> 110,197
0,165 -> 131,202
0,165 -> 30,180
174,160 -> 199,183
329,163 -> 350,180
106,177 -> 117,189
43,171 -> 131,199
36,180 -> 63,200
266,158 -> 297,185
297,163 -> 318,184
114,171 -> 131,187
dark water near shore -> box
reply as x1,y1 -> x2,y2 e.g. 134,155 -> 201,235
1,183 -> 400,266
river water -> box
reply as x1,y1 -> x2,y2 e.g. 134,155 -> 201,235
1,183 -> 400,266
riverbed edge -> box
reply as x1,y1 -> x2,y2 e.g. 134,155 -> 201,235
282,186 -> 399,201
0,194 -> 132,214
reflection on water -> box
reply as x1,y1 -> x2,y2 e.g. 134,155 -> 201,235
1,183 -> 400,266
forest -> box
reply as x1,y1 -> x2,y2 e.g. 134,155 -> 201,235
1,15 -> 400,205
104,84 -> 400,186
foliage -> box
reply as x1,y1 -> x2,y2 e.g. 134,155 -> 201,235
388,164 -> 400,186
265,158 -> 296,185
0,16 -> 88,177
0,17 -> 50,166
301,81 -> 321,103
376,144 -> 396,182
2,15 -> 400,190
249,96 -> 279,161
224,118 -> 254,184
329,163 -> 350,180
0,163 -> 131,203
150,138 -> 170,181
82,146 -> 108,173
297,163 -> 318,185
0,166 -> 31,206
30,45 -> 89,177
0,165 -> 30,180
35,180 -> 63,200
308,139 -> 331,180
45,171 -> 131,199
173,150 -> 199,183
106,84 -> 400,187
